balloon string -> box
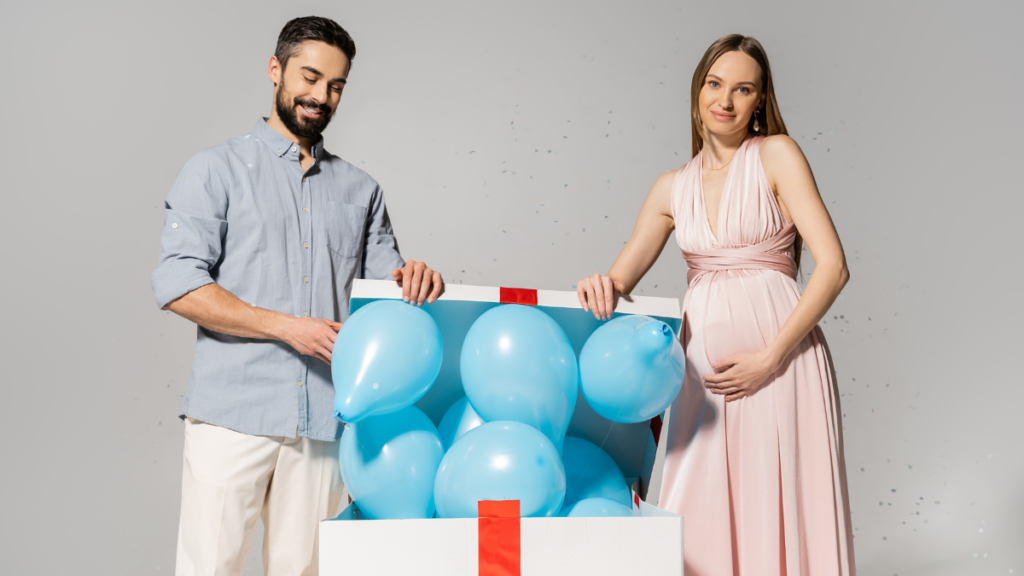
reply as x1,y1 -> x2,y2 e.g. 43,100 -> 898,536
581,423 -> 618,495
576,413 -> 638,500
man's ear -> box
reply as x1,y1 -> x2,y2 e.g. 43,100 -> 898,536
268,55 -> 282,87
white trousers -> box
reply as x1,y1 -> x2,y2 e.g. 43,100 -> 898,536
175,418 -> 345,576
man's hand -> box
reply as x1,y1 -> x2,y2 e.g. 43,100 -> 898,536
392,260 -> 444,306
165,283 -> 345,364
275,316 -> 343,365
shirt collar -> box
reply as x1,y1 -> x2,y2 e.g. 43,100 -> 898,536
253,118 -> 324,160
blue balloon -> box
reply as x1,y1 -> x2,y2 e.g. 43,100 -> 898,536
339,405 -> 444,519
460,305 -> 578,445
579,315 -> 685,424
332,300 -> 443,423
434,421 -> 566,518
437,396 -> 487,452
565,497 -> 634,518
559,437 -> 631,514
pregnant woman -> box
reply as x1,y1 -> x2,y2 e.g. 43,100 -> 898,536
576,35 -> 855,575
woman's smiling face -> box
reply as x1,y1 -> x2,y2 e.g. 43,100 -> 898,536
697,50 -> 764,139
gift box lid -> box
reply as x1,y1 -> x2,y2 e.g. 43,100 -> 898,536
348,279 -> 682,490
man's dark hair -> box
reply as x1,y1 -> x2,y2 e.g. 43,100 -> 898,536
275,16 -> 355,71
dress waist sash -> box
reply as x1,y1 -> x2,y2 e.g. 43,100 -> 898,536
682,222 -> 798,285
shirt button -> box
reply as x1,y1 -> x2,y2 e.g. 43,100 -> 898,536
302,177 -> 307,182
291,146 -> 297,152
277,148 -> 282,154
303,242 -> 309,249
171,223 -> 178,229
303,207 -> 309,213
304,277 -> 309,283
297,381 -> 303,387
301,312 -> 309,317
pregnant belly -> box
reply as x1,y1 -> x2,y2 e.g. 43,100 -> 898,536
684,269 -> 799,371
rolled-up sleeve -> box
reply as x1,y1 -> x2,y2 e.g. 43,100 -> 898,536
361,184 -> 406,280
151,153 -> 229,309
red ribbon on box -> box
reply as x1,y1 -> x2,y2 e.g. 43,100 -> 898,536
650,414 -> 663,447
499,287 -> 538,306
478,500 -> 521,576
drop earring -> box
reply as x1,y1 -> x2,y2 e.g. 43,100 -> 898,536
753,108 -> 761,133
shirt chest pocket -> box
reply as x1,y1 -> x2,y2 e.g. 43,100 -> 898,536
325,201 -> 367,259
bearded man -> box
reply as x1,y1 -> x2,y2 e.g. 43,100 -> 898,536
151,16 -> 443,576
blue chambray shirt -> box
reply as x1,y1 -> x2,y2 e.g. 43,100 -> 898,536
152,119 -> 406,441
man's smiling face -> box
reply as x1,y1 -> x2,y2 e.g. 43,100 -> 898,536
270,40 -> 350,140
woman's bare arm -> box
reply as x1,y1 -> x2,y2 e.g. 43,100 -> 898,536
760,134 -> 849,361
577,170 -> 677,320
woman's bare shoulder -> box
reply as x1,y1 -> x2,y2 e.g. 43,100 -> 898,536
649,168 -> 682,202
644,168 -> 683,218
653,168 -> 679,190
760,134 -> 804,165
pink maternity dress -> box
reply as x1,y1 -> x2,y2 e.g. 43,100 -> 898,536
659,136 -> 856,576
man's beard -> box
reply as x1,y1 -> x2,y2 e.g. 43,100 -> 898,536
275,82 -> 333,140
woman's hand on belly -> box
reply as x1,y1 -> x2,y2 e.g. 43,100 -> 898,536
703,349 -> 784,401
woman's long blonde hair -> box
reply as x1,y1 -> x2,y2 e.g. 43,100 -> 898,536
690,35 -> 802,270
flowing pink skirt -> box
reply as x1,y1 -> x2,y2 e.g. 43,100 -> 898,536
659,268 -> 856,576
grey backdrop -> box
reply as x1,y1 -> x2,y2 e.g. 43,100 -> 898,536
1,0 -> 1021,574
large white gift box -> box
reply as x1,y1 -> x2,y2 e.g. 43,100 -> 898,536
320,279 -> 685,575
